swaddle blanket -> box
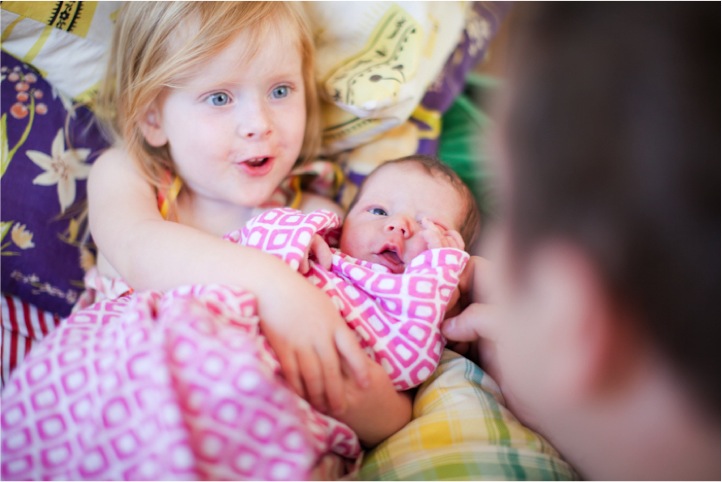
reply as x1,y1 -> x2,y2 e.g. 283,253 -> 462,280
1,284 -> 359,480
231,208 -> 470,390
1,209 -> 467,480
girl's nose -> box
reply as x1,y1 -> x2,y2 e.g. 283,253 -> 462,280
237,100 -> 272,140
384,216 -> 413,238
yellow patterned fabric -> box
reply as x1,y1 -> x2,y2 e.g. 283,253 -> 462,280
1,1 -> 123,104
359,350 -> 579,480
304,1 -> 468,154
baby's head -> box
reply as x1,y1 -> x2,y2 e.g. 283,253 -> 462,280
96,2 -> 320,190
341,155 -> 480,273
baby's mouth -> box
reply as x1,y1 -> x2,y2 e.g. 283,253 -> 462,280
376,245 -> 404,273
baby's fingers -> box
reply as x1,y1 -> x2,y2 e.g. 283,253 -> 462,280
445,230 -> 465,250
310,235 -> 333,270
420,218 -> 445,248
299,256 -> 310,274
314,237 -> 334,270
421,218 -> 465,250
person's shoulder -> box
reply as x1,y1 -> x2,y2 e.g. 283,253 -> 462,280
89,146 -> 122,177
88,145 -> 151,199
89,146 -> 142,182
92,146 -> 133,170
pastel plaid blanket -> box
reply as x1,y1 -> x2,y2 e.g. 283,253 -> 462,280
360,349 -> 579,480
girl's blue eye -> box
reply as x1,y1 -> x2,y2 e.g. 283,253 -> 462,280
208,92 -> 230,106
369,207 -> 387,216
271,85 -> 290,99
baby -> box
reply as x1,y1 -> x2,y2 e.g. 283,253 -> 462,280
233,154 -> 480,390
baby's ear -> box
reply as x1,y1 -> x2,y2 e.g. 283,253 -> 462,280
139,105 -> 167,147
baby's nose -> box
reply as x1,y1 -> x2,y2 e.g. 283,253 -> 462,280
384,216 -> 413,238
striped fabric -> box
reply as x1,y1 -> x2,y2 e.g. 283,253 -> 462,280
1,293 -> 61,387
358,349 -> 579,480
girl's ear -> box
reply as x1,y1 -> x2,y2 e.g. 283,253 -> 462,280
139,105 -> 167,147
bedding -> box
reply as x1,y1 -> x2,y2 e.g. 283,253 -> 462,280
1,2 -> 579,480
360,350 -> 578,480
1,284 -> 360,480
1,50 -> 108,318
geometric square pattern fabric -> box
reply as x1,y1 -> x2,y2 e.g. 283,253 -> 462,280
231,207 -> 470,390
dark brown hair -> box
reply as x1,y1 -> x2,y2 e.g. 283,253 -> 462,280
501,3 -> 719,415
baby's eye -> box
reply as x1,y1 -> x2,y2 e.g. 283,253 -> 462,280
368,207 -> 387,216
207,92 -> 230,106
271,85 -> 290,99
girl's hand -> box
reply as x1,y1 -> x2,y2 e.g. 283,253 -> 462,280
420,217 -> 465,250
299,234 -> 333,273
258,273 -> 370,414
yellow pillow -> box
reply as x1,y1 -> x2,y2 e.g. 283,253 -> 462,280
359,349 -> 578,480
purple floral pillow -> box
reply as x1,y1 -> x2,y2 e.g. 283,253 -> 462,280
1,50 -> 109,317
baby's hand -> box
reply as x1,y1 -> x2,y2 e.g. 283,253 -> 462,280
299,234 -> 333,273
420,217 -> 465,250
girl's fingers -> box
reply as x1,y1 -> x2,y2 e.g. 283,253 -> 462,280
297,350 -> 328,413
277,349 -> 304,399
334,328 -> 370,391
315,343 -> 346,415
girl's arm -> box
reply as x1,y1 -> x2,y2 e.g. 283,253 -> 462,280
87,148 -> 369,413
334,356 -> 413,448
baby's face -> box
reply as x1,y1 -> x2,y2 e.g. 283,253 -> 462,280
339,162 -> 466,273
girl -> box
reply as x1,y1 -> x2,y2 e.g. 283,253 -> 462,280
89,2 -> 370,415
1,3 -> 413,479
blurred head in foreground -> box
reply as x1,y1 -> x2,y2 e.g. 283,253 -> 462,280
482,3 -> 719,479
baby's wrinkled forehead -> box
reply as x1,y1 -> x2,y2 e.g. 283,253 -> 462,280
362,161 -> 468,223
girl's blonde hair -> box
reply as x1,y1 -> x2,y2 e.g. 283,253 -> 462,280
95,2 -> 320,192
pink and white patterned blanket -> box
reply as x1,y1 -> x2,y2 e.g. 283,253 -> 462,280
1,208 -> 467,480
232,208 -> 470,390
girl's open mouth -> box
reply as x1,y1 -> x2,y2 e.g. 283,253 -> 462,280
237,156 -> 273,176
